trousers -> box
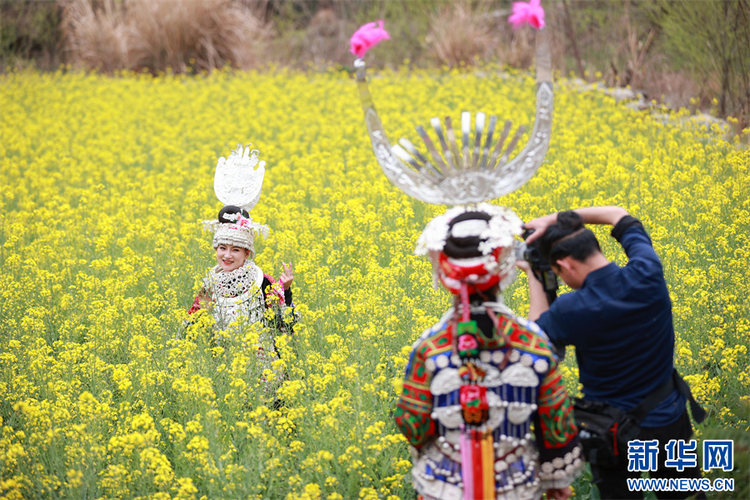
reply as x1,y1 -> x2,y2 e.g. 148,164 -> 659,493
590,410 -> 707,500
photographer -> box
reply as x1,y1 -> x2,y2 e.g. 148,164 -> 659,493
516,206 -> 705,500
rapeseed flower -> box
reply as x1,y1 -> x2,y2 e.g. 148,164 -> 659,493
1,64 -> 747,498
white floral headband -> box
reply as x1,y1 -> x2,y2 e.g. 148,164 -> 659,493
202,212 -> 270,238
415,203 -> 523,256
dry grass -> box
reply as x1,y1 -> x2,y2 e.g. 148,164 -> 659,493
641,68 -> 704,110
44,0 -> 747,127
503,25 -> 536,69
60,0 -> 133,72
427,0 -> 499,68
301,8 -> 351,68
426,0 -> 565,71
60,0 -> 272,73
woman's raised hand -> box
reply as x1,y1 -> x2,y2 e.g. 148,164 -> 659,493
279,262 -> 294,290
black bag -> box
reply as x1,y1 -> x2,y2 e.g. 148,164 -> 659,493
573,369 -> 706,468
573,398 -> 641,468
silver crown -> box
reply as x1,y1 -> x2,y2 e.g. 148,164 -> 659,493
355,30 -> 553,205
214,143 -> 266,212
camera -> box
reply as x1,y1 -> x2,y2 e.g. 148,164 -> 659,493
516,228 -> 558,304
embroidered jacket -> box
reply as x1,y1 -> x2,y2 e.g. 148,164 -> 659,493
394,302 -> 582,500
186,261 -> 299,395
188,262 -> 298,333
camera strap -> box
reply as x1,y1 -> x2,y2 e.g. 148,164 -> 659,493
628,369 -> 706,424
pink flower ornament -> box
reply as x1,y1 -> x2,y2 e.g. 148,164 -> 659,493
457,334 -> 479,351
460,384 -> 483,406
508,0 -> 546,30
350,20 -> 390,58
236,214 -> 251,228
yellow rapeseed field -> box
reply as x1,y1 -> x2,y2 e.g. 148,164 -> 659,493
1,66 -> 748,499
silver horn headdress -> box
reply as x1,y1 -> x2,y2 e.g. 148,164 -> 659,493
203,144 -> 270,251
355,30 -> 552,205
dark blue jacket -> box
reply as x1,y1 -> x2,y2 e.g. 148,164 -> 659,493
536,216 -> 686,427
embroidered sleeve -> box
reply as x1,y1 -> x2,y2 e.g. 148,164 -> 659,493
394,341 -> 436,448
262,274 -> 284,303
534,356 -> 583,489
262,275 -> 299,333
187,295 -> 202,314
187,288 -> 210,314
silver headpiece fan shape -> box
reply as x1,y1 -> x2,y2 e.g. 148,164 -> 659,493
214,143 -> 266,212
203,143 -> 270,246
355,30 -> 552,205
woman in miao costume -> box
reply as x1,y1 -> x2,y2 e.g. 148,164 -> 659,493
188,144 -> 299,391
351,1 -> 582,499
403,206 -> 582,500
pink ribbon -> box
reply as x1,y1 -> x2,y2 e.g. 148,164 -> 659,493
350,20 -> 390,58
508,0 -> 546,30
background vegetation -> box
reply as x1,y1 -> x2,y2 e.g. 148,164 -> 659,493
1,0 -> 749,127
1,62 -> 748,498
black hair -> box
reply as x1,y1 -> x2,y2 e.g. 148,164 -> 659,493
218,205 -> 249,223
443,211 -> 491,259
538,210 -> 601,263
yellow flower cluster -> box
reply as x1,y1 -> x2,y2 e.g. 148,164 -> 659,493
1,64 -> 747,498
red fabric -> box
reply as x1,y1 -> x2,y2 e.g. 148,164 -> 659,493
437,248 -> 503,295
610,421 -> 620,456
263,273 -> 285,304
471,430 -> 483,500
187,295 -> 203,315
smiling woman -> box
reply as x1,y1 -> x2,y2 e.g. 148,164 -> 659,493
188,204 -> 297,331
216,243 -> 250,273
186,147 -> 300,397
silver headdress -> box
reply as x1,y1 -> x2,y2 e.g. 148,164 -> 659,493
354,25 -> 552,289
354,30 -> 552,206
203,144 -> 269,253
214,143 -> 267,212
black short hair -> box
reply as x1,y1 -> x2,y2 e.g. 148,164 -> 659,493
218,205 -> 249,223
538,210 -> 601,263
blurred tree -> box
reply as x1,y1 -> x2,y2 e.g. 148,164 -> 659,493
650,0 -> 750,121
0,0 -> 62,70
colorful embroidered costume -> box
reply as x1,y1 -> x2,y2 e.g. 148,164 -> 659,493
187,261 -> 297,333
351,5 -> 581,498
188,144 -> 299,393
187,259 -> 298,393
396,301 -> 582,500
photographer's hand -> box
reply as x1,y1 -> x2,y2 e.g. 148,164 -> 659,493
525,207 -> 628,243
523,213 -> 558,244
546,487 -> 572,500
515,259 -> 532,275
516,259 -> 549,321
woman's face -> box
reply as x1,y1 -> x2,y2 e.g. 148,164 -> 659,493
216,244 -> 250,272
